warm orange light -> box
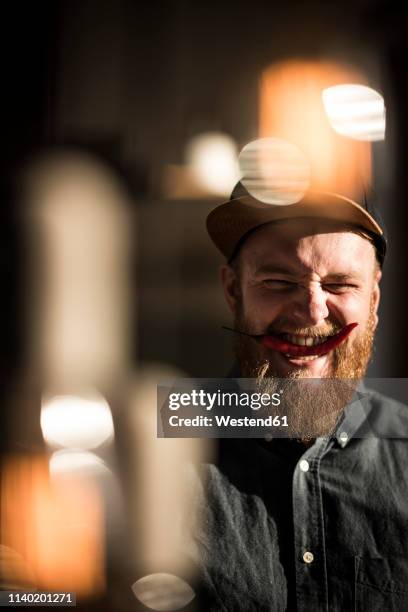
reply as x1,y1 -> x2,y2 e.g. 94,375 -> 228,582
259,60 -> 373,199
1,454 -> 105,596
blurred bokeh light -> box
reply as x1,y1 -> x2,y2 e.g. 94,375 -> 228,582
127,364 -> 211,580
49,449 -> 111,476
185,132 -> 239,196
238,137 -> 311,204
322,84 -> 386,141
1,454 -> 104,595
259,60 -> 373,199
131,573 -> 195,611
0,545 -> 37,590
23,152 -> 132,389
41,393 -> 114,450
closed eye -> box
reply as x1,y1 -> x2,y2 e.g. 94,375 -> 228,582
323,283 -> 358,293
262,279 -> 295,289
261,279 -> 359,293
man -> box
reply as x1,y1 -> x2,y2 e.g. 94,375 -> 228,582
187,183 -> 408,611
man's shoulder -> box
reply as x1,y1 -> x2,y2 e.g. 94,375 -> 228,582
361,385 -> 408,439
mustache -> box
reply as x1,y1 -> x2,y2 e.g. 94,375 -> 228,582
264,322 -> 343,337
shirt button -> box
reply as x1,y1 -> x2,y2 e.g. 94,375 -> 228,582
303,551 -> 314,564
299,460 -> 309,472
339,431 -> 348,444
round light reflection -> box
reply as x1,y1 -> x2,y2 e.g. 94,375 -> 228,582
49,450 -> 110,477
186,132 -> 239,196
238,137 -> 311,205
41,393 -> 114,449
131,573 -> 195,611
322,84 -> 385,141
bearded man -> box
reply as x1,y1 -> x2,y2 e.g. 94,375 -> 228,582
186,183 -> 408,612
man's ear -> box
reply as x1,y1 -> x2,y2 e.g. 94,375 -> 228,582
371,267 -> 382,330
220,264 -> 240,314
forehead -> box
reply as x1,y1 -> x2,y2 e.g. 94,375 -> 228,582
238,219 -> 376,276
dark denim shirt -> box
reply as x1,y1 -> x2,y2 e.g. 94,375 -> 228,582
187,385 -> 408,611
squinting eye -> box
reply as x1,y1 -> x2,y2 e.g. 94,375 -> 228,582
263,279 -> 294,289
324,283 -> 356,293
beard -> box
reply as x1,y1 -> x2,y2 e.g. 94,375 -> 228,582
234,298 -> 376,439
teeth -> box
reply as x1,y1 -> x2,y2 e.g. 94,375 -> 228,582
285,334 -> 328,346
284,354 -> 321,361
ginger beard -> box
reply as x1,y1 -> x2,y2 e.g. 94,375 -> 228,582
234,296 -> 377,438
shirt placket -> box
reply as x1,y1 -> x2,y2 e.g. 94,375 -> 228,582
292,437 -> 333,612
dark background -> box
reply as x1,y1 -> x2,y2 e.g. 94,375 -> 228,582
1,0 -> 407,379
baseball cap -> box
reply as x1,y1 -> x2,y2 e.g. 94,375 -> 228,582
206,182 -> 387,266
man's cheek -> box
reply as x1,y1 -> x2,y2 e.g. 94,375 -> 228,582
243,300 -> 280,331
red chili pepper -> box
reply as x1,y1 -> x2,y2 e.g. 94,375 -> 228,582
260,322 -> 358,356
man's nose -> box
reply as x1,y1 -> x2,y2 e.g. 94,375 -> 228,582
291,284 -> 329,327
